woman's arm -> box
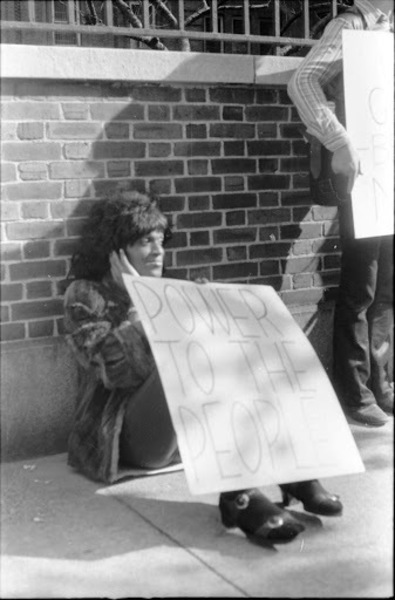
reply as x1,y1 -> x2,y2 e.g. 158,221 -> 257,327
287,15 -> 362,192
64,280 -> 155,389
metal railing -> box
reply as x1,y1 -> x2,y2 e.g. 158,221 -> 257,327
0,0 -> 345,54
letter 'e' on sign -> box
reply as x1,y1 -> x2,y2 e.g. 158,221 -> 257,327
343,30 -> 394,238
124,276 -> 364,495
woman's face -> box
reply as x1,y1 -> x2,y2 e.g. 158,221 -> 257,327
125,229 -> 165,277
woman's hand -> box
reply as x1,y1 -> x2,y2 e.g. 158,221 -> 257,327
331,142 -> 361,194
110,249 -> 140,289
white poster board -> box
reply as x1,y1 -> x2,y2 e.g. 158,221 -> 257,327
343,30 -> 394,239
124,276 -> 364,495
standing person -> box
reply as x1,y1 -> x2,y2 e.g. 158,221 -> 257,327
287,0 -> 394,427
63,191 -> 342,548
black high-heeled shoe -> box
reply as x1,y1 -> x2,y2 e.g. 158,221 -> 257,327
280,479 -> 343,517
219,488 -> 305,544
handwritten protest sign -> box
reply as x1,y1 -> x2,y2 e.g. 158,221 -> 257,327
343,30 -> 394,238
124,276 -> 364,495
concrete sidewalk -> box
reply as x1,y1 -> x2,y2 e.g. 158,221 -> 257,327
1,418 -> 393,598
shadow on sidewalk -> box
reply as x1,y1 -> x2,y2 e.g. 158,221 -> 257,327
97,484 -> 324,552
2,457 -> 323,563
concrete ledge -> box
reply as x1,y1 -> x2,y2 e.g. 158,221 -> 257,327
0,301 -> 333,462
255,55 -> 302,86
1,44 -> 301,85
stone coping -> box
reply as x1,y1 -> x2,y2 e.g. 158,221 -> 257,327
1,44 -> 302,86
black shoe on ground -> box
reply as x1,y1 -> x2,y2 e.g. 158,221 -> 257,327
219,488 -> 304,545
376,387 -> 394,415
280,479 -> 343,517
346,403 -> 389,427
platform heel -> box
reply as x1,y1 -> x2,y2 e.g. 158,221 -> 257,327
219,488 -> 305,544
280,480 -> 343,517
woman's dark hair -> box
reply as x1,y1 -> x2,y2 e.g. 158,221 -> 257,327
68,191 -> 171,281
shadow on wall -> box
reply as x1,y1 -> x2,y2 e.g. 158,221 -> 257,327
2,61 -> 343,462
56,72 -> 342,373
56,89 -> 340,274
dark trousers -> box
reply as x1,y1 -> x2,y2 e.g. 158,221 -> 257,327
119,369 -> 179,469
333,207 -> 393,409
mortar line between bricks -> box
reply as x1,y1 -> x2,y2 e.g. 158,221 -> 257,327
113,495 -> 251,598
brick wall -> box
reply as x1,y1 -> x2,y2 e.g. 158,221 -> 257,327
0,79 -> 340,343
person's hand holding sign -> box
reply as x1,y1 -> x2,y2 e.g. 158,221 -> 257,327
331,140 -> 361,194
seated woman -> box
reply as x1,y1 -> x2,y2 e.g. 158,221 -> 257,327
64,191 -> 342,547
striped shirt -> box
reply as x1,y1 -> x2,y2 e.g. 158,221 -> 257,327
287,0 -> 394,152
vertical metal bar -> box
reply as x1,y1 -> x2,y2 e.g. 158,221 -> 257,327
178,0 -> 185,31
27,0 -> 35,22
304,0 -> 310,39
49,0 -> 55,46
212,0 -> 218,33
105,0 -> 113,27
332,0 -> 338,18
243,0 -> 250,36
67,1 -> 81,47
67,0 -> 75,24
274,0 -> 280,55
274,0 -> 280,37
143,0 -> 150,28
